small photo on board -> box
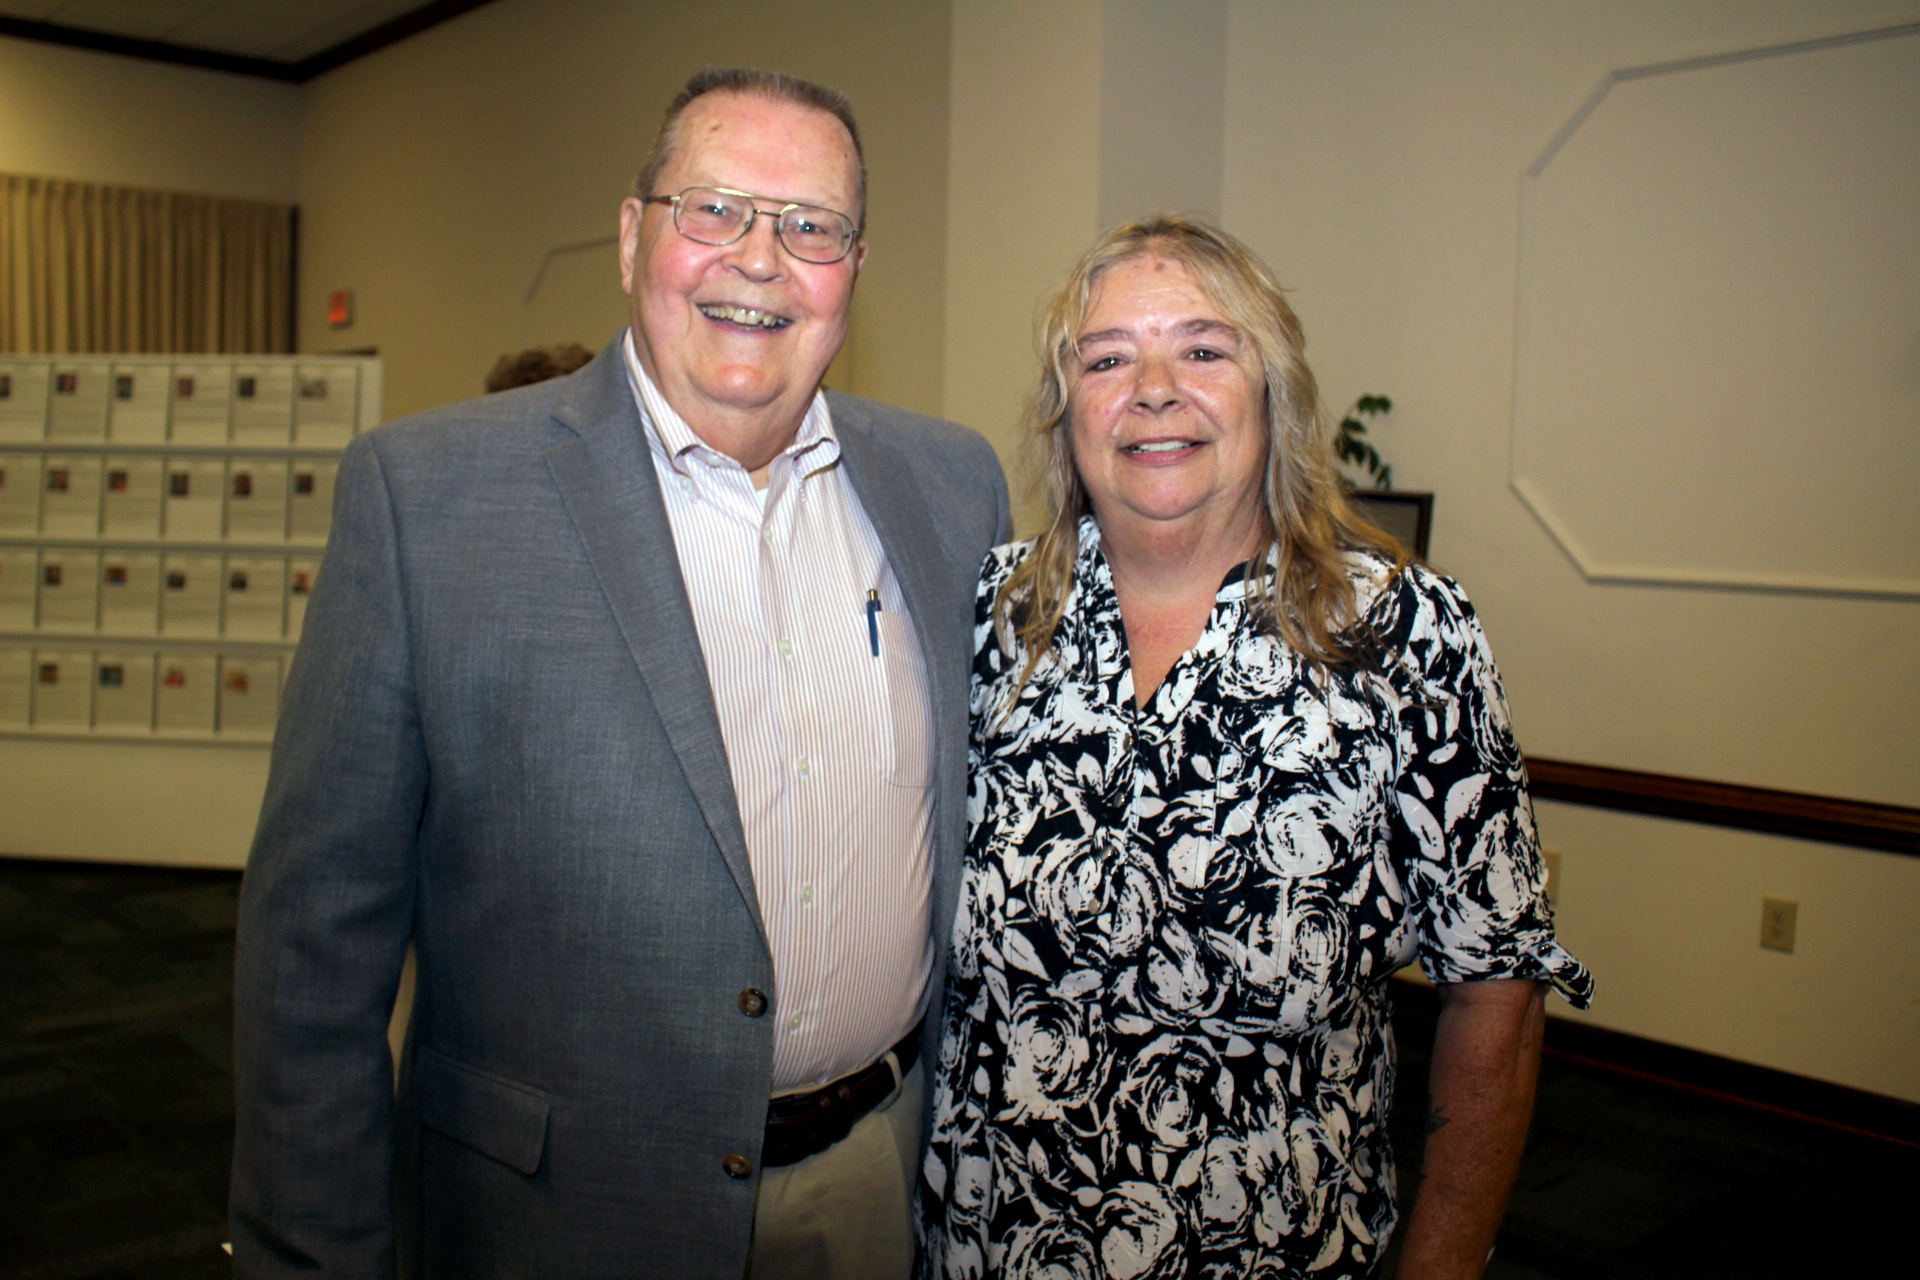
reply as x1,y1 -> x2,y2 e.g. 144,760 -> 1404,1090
42,564 -> 62,586
163,666 -> 186,688
47,469 -> 70,493
169,472 -> 191,497
0,374 -> 11,398
104,564 -> 129,586
176,376 -> 196,398
225,669 -> 250,695
231,473 -> 253,498
108,470 -> 130,493
98,664 -> 124,688
166,570 -> 188,590
115,374 -> 135,400
293,472 -> 315,496
229,570 -> 249,591
290,571 -> 312,595
55,373 -> 78,395
299,378 -> 327,400
237,376 -> 257,399
0,468 -> 8,491
38,663 -> 59,684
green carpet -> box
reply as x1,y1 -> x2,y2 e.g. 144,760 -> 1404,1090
0,859 -> 237,1279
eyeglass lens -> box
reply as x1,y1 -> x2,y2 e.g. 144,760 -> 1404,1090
673,188 -> 854,263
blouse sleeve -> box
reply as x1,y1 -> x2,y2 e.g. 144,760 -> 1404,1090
1381,566 -> 1594,1007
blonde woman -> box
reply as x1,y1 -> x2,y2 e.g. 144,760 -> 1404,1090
918,218 -> 1590,1279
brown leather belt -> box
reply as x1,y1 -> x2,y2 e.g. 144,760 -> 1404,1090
762,1022 -> 922,1168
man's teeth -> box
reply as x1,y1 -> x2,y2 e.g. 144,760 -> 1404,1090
699,304 -> 789,329
1127,440 -> 1192,454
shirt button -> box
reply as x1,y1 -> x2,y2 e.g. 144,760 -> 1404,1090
799,884 -> 814,905
737,988 -> 767,1017
722,1153 -> 753,1179
795,757 -> 810,777
788,1012 -> 803,1031
779,638 -> 793,659
762,525 -> 774,543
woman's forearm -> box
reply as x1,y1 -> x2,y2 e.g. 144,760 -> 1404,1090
1394,978 -> 1546,1280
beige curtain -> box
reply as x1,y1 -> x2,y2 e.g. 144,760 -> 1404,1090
0,173 -> 293,354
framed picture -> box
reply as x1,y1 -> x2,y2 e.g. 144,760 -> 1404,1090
1349,490 -> 1434,559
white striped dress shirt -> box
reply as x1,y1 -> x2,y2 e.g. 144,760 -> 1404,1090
624,335 -> 935,1090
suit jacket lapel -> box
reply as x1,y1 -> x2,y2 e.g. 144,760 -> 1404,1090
834,405 -> 949,666
833,394 -> 965,824
542,339 -> 764,937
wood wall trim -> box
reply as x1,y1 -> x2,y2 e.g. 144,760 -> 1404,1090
1525,757 -> 1920,857
1389,978 -> 1920,1147
291,0 -> 500,81
0,1 -> 500,84
0,16 -> 299,80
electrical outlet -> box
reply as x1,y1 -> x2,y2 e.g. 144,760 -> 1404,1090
1541,848 -> 1562,902
1760,896 -> 1798,953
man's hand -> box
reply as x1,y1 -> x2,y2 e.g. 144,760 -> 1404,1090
1394,978 -> 1545,1280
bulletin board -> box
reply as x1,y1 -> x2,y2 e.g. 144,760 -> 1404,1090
0,354 -> 381,866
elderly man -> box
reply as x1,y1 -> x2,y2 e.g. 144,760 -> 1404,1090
230,68 -> 1008,1279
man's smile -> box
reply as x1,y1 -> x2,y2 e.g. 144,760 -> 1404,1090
697,302 -> 793,331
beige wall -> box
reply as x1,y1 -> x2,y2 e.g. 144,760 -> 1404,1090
944,0 -> 1920,1100
294,0 -> 952,420
0,34 -> 299,199
943,0 -> 1103,530
1535,801 -> 1918,1101
1221,0 -> 1919,803
1097,0 -> 1226,229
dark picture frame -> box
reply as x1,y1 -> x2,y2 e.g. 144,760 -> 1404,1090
1349,490 -> 1434,559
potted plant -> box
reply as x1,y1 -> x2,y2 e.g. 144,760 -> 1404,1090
1334,394 -> 1433,557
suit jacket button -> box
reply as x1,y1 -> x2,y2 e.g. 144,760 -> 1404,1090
737,988 -> 768,1017
723,1153 -> 753,1179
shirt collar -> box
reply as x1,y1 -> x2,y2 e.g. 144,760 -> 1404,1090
623,329 -> 839,478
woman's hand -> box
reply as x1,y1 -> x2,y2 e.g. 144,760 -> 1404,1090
1394,977 -> 1546,1280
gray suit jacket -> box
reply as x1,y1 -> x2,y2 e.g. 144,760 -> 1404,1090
230,336 -> 1010,1278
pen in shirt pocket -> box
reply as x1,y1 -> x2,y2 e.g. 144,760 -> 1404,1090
866,589 -> 881,657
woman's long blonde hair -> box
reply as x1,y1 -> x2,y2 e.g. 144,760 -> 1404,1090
993,216 -> 1407,686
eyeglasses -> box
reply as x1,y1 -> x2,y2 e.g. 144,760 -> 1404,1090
642,186 -> 860,265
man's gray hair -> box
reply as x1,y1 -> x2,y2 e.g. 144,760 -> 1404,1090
634,67 -> 867,227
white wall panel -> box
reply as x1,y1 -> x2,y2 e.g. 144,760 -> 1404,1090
1515,25 -> 1920,597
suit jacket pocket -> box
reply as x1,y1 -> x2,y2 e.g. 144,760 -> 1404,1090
415,1044 -> 552,1175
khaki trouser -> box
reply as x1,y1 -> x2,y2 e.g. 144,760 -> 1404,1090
747,1059 -> 925,1280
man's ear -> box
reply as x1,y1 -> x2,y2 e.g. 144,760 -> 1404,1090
618,198 -> 645,294
852,238 -> 869,276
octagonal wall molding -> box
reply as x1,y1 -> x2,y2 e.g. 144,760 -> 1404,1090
1511,22 -> 1920,600
522,235 -> 624,351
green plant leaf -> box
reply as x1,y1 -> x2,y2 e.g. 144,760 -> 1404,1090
1336,394 -> 1395,487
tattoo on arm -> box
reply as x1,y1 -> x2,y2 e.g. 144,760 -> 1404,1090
1425,1100 -> 1452,1137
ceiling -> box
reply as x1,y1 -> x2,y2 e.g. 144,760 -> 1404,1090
0,0 -> 495,77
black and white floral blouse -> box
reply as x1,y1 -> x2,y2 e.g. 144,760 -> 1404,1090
919,519 -> 1591,1280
